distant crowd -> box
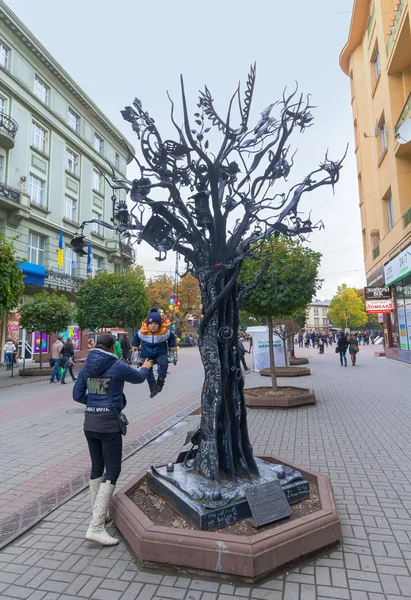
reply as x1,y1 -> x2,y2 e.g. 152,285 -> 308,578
297,330 -> 383,350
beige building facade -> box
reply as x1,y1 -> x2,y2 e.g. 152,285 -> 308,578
305,300 -> 330,332
340,0 -> 411,363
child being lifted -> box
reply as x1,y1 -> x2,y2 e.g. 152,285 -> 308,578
132,308 -> 176,398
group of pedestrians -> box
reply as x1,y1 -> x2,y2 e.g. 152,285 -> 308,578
49,337 -> 77,384
336,331 -> 359,367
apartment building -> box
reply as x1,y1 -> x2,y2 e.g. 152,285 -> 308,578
0,1 -> 134,356
340,0 -> 411,363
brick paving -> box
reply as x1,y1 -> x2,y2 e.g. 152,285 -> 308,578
1,344 -> 411,598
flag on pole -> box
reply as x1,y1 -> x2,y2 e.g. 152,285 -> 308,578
86,242 -> 92,274
57,229 -> 64,267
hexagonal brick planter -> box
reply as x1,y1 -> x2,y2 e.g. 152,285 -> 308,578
244,386 -> 316,408
260,367 -> 311,377
290,357 -> 309,365
111,455 -> 340,581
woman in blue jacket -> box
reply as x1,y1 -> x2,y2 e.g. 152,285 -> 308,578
73,333 -> 153,546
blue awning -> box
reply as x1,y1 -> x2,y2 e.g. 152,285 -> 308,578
19,262 -> 48,286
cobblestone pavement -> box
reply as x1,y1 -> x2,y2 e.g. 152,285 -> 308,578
0,349 -> 203,533
1,344 -> 411,599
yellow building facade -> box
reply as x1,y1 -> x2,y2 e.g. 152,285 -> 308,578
341,0 -> 411,363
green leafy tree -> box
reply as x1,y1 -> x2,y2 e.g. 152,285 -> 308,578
19,291 -> 73,368
76,267 -> 148,331
354,287 -> 379,330
0,234 -> 24,319
240,237 -> 322,390
328,284 -> 368,330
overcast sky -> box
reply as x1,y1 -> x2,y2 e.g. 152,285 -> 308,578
5,0 -> 361,300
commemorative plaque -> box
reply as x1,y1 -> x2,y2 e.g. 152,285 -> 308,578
246,480 -> 291,527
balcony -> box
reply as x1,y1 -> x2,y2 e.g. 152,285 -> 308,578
394,91 -> 411,153
0,182 -> 20,203
46,269 -> 85,291
387,0 -> 406,55
119,242 -> 135,261
0,113 -> 19,150
404,205 -> 411,228
373,244 -> 381,260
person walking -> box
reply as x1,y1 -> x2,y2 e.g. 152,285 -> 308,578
88,336 -> 95,350
73,333 -> 153,546
298,332 -> 303,348
336,331 -> 349,367
49,337 -> 64,383
3,339 -> 16,371
318,336 -> 324,354
60,338 -> 76,384
238,337 -> 251,372
120,335 -> 130,363
348,333 -> 359,366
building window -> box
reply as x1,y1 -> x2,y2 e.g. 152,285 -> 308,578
31,122 -> 48,153
386,194 -> 394,230
314,308 -> 319,316
0,97 -> 5,114
33,75 -> 49,104
322,308 -> 327,316
64,245 -> 75,276
314,318 -> 320,326
66,149 -> 79,175
373,50 -> 381,81
64,195 -> 77,222
93,169 -> 103,194
28,232 -> 45,266
67,107 -> 80,133
115,153 -> 120,170
379,119 -> 387,154
92,255 -> 103,277
92,210 -> 103,235
0,40 -> 9,69
323,318 -> 328,326
29,174 -> 45,207
94,133 -> 104,154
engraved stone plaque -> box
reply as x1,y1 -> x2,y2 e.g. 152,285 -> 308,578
246,480 -> 291,527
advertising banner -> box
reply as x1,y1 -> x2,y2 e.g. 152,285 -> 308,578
365,300 -> 394,314
364,287 -> 391,300
384,246 -> 411,286
247,326 -> 285,370
33,332 -> 49,354
60,326 -> 81,351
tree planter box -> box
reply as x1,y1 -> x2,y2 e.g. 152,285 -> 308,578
244,387 -> 316,408
111,455 -> 341,581
19,367 -> 53,377
260,367 -> 311,377
290,357 -> 309,365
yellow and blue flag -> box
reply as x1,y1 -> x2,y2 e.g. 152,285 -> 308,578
57,229 -> 64,267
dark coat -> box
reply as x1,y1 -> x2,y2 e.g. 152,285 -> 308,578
336,336 -> 349,352
132,330 -> 176,359
120,338 -> 130,356
73,348 -> 149,412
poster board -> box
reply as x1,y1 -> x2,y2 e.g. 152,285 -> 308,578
247,326 -> 285,370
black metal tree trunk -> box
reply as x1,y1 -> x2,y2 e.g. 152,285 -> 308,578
97,66 -> 345,486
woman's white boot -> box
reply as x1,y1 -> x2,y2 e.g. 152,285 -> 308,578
85,481 -> 118,546
89,477 -> 111,523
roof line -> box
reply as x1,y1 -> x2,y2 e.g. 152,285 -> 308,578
0,0 -> 135,159
339,0 -> 369,76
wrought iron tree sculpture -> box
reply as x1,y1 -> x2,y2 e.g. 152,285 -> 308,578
104,66 -> 345,484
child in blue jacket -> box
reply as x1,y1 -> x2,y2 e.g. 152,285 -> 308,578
132,308 -> 176,398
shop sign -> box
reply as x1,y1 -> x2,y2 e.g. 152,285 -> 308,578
384,246 -> 411,286
59,326 -> 81,351
33,332 -> 49,353
364,287 -> 391,300
365,299 -> 394,314
366,266 -> 385,287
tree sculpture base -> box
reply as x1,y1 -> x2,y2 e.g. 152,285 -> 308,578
146,458 -> 309,530
111,455 -> 341,580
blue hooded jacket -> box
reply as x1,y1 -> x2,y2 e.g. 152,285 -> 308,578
132,329 -> 176,359
73,349 -> 149,412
